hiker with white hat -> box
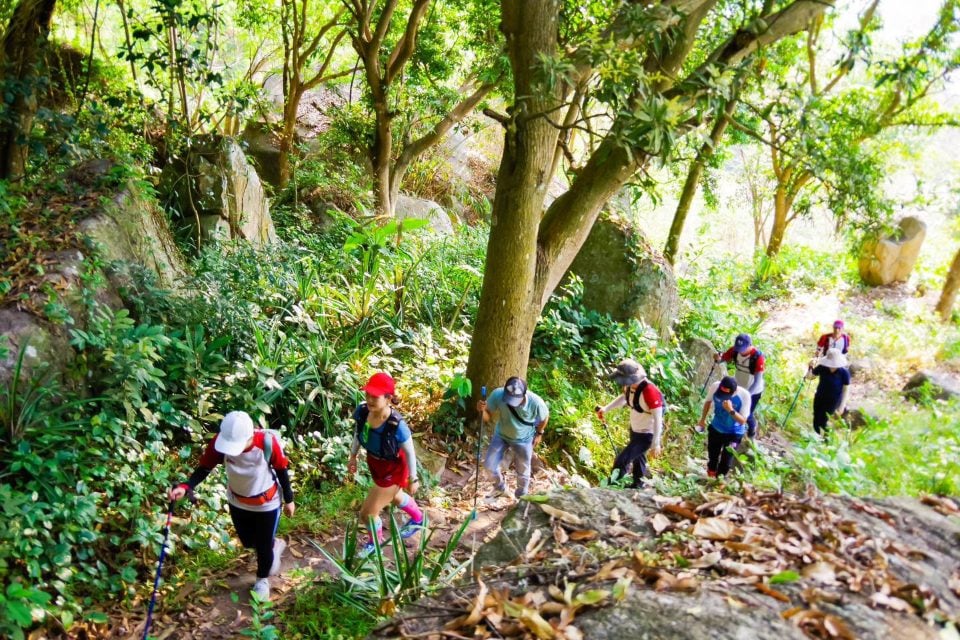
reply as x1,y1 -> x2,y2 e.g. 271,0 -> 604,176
817,319 -> 851,357
477,376 -> 549,499
168,411 -> 295,601
806,348 -> 851,435
715,333 -> 765,439
595,358 -> 665,488
697,376 -> 752,478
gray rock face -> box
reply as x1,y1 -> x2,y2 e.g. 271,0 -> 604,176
395,194 -> 454,236
567,214 -> 679,340
902,370 -> 960,401
372,488 -> 960,640
683,336 -> 719,395
858,216 -> 926,286
241,122 -> 282,188
2,170 -> 186,386
164,136 -> 277,247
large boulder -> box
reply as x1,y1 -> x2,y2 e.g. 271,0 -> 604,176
567,213 -> 679,340
241,122 -> 283,189
683,337 -> 719,395
373,488 -> 960,640
858,216 -> 926,286
395,194 -> 455,236
163,136 -> 277,247
902,370 -> 960,401
1,164 -> 187,385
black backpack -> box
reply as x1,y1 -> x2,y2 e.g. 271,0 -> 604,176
739,349 -> 763,374
624,380 -> 650,413
355,404 -> 403,460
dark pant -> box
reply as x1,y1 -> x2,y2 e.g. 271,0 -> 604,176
707,428 -> 742,477
812,393 -> 840,435
747,392 -> 762,438
230,505 -> 280,578
611,432 -> 653,487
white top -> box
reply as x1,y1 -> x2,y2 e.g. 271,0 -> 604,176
601,383 -> 664,446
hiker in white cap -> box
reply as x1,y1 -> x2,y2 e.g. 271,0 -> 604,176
477,376 -> 549,499
806,348 -> 851,435
595,358 -> 664,487
169,411 -> 294,601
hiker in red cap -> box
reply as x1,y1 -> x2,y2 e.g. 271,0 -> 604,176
697,376 -> 751,477
347,372 -> 424,556
817,320 -> 850,357
169,411 -> 295,601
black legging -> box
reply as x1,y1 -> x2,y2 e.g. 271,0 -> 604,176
813,393 -> 841,435
707,427 -> 743,477
747,392 -> 762,438
229,505 -> 280,578
611,432 -> 654,487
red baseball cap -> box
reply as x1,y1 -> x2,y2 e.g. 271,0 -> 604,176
361,372 -> 396,396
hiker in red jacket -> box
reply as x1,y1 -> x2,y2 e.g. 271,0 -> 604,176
596,358 -> 664,488
169,411 -> 294,601
817,319 -> 851,357
715,333 -> 765,439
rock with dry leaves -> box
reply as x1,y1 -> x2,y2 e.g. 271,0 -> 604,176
370,487 -> 960,639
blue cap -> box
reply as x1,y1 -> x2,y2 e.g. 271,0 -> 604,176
733,334 -> 752,353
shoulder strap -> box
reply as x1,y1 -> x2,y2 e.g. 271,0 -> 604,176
507,404 -> 538,426
749,349 -> 762,374
262,430 -> 272,465
355,404 -> 370,439
628,380 -> 649,413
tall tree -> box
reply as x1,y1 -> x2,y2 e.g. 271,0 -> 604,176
0,0 -> 57,180
343,0 -> 501,216
278,2 -> 351,187
738,0 -> 960,256
936,247 -> 960,321
465,0 -> 833,395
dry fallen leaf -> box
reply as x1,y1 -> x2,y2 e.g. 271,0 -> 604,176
650,513 -> 672,534
801,561 -> 838,585
553,525 -> 569,545
688,551 -> 722,569
541,504 -> 583,525
568,529 -> 599,541
869,591 -> 914,613
526,529 -> 544,556
693,517 -> 740,541
756,582 -> 791,603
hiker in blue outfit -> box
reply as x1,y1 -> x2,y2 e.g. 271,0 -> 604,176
715,333 -> 765,439
697,376 -> 751,478
347,372 -> 424,556
477,376 -> 549,499
806,348 -> 851,436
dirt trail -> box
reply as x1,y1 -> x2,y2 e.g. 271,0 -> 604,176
117,459 -> 575,640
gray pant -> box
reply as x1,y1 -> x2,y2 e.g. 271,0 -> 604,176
484,432 -> 533,497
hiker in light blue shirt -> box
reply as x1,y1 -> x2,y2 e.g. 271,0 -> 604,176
477,376 -> 549,499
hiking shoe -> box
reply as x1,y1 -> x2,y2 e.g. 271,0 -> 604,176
269,538 -> 286,577
399,519 -> 425,539
358,539 -> 386,558
251,578 -> 270,602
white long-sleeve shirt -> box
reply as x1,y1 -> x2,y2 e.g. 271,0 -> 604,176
601,380 -> 665,446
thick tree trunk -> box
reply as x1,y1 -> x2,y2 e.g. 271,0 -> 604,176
278,86 -> 302,187
766,182 -> 791,257
936,248 -> 960,321
664,100 -> 735,264
0,0 -> 57,181
465,0 -> 562,394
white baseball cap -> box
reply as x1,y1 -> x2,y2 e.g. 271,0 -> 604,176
215,411 -> 255,456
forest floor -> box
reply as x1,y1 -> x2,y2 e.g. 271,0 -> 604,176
113,281 -> 958,639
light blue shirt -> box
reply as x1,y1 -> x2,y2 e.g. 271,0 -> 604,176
487,388 -> 549,443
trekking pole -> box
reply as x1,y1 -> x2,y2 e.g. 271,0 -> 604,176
142,501 -> 174,640
471,386 -> 487,520
782,376 -> 807,428
143,491 -> 193,640
700,359 -> 719,396
593,405 -> 619,458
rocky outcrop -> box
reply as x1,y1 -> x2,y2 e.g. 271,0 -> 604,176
395,194 -> 455,235
163,136 -> 277,247
858,217 -> 926,286
372,488 -> 960,640
683,337 -> 719,395
567,213 -> 679,340
1,165 -> 186,385
903,370 -> 960,401
241,122 -> 282,188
